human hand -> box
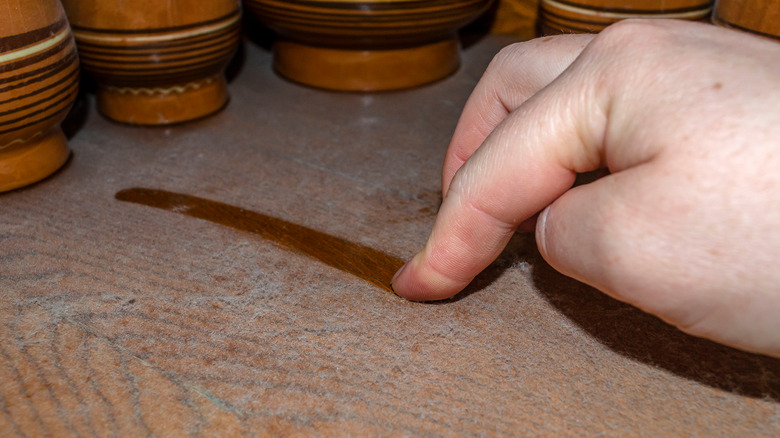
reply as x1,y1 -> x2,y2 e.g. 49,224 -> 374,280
391,20 -> 780,358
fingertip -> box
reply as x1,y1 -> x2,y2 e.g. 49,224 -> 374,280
390,253 -> 466,302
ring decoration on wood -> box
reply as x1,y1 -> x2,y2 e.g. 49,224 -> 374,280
539,0 -> 713,34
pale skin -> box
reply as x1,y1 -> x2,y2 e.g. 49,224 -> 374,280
390,19 -> 780,358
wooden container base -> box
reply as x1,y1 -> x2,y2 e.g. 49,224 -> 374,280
0,129 -> 70,193
97,75 -> 229,125
273,39 -> 461,91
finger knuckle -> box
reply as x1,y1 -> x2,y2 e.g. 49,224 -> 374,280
487,42 -> 529,73
589,19 -> 673,55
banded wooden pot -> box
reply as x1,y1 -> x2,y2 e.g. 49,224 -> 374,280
712,0 -> 780,40
540,0 -> 713,35
61,0 -> 241,125
244,0 -> 493,91
0,0 -> 78,192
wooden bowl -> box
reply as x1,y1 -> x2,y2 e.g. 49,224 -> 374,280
712,0 -> 780,40
244,0 -> 493,91
0,0 -> 77,192
61,0 -> 241,125
540,0 -> 713,35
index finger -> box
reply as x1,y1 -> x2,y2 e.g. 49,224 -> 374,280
442,34 -> 594,197
392,37 -> 611,301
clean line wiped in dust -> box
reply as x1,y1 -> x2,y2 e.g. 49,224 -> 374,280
115,188 -> 404,292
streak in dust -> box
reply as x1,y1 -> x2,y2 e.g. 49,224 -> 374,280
115,188 -> 405,292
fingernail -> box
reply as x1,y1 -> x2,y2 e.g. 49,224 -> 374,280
536,205 -> 551,257
390,261 -> 409,291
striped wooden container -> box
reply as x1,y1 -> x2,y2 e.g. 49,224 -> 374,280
61,1 -> 241,125
713,0 -> 780,40
540,0 -> 713,35
244,0 -> 493,91
0,0 -> 78,192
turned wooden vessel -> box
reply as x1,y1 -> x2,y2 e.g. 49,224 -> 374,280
61,0 -> 241,125
540,0 -> 713,34
0,0 -> 78,192
712,0 -> 780,40
244,0 -> 493,91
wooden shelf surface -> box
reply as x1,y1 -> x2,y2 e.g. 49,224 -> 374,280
1,36 -> 779,437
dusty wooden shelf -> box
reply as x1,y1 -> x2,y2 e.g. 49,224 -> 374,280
1,36 -> 779,436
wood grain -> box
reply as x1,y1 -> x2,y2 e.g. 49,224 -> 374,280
1,36 -> 779,437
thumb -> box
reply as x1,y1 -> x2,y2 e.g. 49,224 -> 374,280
534,169 -> 651,299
